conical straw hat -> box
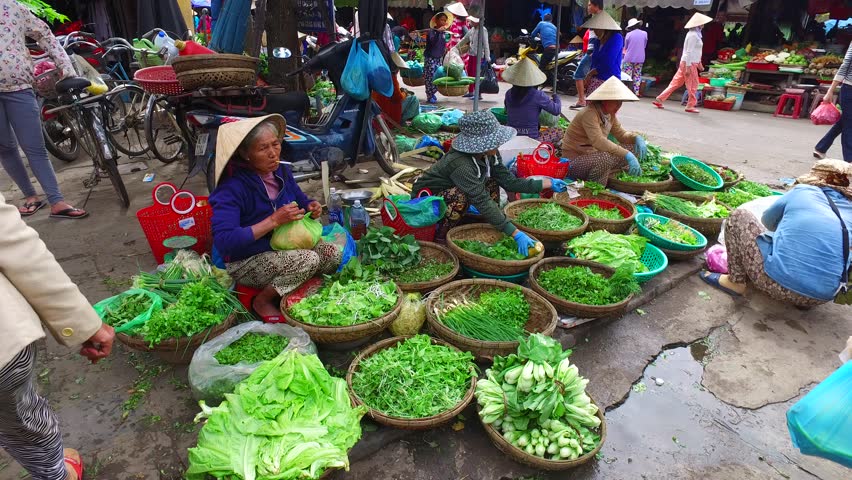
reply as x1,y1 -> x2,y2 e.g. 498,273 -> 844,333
684,12 -> 712,29
445,2 -> 468,17
214,114 -> 287,186
569,35 -> 583,44
580,11 -> 621,31
502,57 -> 547,87
430,11 -> 454,29
586,77 -> 639,102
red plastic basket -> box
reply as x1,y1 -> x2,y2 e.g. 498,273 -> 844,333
568,198 -> 631,218
381,198 -> 437,242
703,99 -> 735,111
746,62 -> 778,71
133,66 -> 184,95
136,183 -> 213,264
516,143 -> 570,179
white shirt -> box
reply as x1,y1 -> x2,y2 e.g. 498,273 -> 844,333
680,29 -> 703,66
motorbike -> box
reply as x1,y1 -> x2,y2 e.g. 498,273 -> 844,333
514,30 -> 581,96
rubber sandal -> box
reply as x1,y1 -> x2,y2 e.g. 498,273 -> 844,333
19,200 -> 46,217
569,103 -> 586,109
652,100 -> 664,109
50,208 -> 89,220
251,298 -> 285,324
685,108 -> 700,114
698,271 -> 742,297
813,150 -> 827,159
64,448 -> 83,480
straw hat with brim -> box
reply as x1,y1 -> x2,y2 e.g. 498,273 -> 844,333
797,159 -> 852,199
446,2 -> 468,17
684,12 -> 712,29
580,12 -> 621,31
452,110 -> 517,154
586,76 -> 639,102
214,114 -> 287,186
430,11 -> 454,29
503,57 -> 547,87
468,16 -> 480,23
569,35 -> 583,44
391,51 -> 408,69
627,18 -> 641,29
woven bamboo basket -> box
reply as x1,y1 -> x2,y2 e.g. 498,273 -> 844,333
658,245 -> 708,261
503,199 -> 589,243
425,279 -> 558,360
401,75 -> 425,87
607,174 -> 677,195
395,241 -> 460,294
346,336 -> 477,430
446,224 -> 545,276
706,163 -> 744,189
175,67 -> 258,91
170,54 -> 259,73
529,258 -> 633,318
555,189 -> 637,234
437,84 -> 468,96
648,192 -> 731,238
479,396 -> 606,471
116,313 -> 236,364
281,284 -> 403,344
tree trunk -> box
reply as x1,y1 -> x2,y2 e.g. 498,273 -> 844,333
266,0 -> 300,90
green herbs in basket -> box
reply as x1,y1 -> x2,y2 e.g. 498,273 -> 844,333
516,202 -> 584,231
358,226 -> 421,275
567,230 -> 648,273
736,180 -> 776,197
393,260 -> 455,284
582,203 -> 624,220
350,335 -> 475,418
538,266 -> 640,305
433,288 -> 530,341
615,143 -> 671,182
213,333 -> 290,366
455,236 -> 526,261
644,217 -> 699,246
643,192 -> 729,219
677,162 -> 717,185
288,278 -> 398,327
683,189 -> 758,209
101,292 -> 153,329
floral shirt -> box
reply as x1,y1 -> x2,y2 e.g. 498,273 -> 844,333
1,0 -> 75,93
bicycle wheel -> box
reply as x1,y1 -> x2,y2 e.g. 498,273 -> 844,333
107,84 -> 150,157
84,114 -> 130,208
144,95 -> 186,164
40,99 -> 80,162
373,114 -> 401,175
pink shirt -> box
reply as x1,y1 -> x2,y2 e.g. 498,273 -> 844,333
260,172 -> 281,200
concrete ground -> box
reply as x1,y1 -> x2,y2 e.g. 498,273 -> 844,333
0,82 -> 849,480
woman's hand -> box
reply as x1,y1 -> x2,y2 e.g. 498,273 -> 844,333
79,323 -> 115,364
307,201 -> 322,219
270,203 -> 305,227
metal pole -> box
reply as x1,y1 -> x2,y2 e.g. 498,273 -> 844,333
472,1 -> 486,112
553,4 -> 562,92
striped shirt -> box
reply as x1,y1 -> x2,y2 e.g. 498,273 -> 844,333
834,43 -> 852,86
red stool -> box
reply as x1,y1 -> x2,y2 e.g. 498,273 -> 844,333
775,93 -> 804,119
234,284 -> 264,318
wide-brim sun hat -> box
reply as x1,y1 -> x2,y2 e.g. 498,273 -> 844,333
586,76 -> 639,102
430,11 -> 454,29
468,16 -> 480,24
452,110 -> 517,154
684,12 -> 713,29
445,2 -> 468,17
797,159 -> 852,199
569,35 -> 584,44
580,11 -> 621,31
502,57 -> 547,87
627,18 -> 641,29
214,114 -> 287,186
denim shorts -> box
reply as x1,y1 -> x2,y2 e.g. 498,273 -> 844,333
573,52 -> 593,80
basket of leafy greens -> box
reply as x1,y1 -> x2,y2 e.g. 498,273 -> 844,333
393,241 -> 459,293
529,258 -> 640,318
608,143 -> 678,194
705,163 -> 744,189
447,224 -> 545,276
670,156 -> 724,191
554,184 -> 637,234
503,199 -> 589,242
426,279 -> 558,360
635,213 -> 708,251
643,192 -> 731,237
736,180 -> 782,197
566,231 -> 648,274
681,188 -> 758,209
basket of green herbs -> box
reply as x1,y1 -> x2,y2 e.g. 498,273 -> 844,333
393,241 -> 460,293
447,224 -> 545,276
503,199 -> 589,242
681,188 -> 758,209
736,180 -> 781,197
608,143 -> 678,194
670,156 -> 723,191
706,163 -> 744,189
554,185 -> 637,234
635,213 -> 708,251
643,192 -> 731,237
347,335 -> 477,429
529,258 -> 639,318
426,279 -> 558,360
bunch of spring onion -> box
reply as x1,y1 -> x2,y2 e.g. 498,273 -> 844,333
475,334 -> 601,461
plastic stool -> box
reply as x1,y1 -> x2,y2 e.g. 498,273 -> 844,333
681,89 -> 704,107
775,93 -> 803,119
235,283 -> 263,316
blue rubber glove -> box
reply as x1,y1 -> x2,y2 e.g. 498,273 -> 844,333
512,230 -> 537,257
549,178 -> 568,193
467,205 -> 481,215
625,152 -> 642,177
635,135 -> 648,160
559,157 -> 570,163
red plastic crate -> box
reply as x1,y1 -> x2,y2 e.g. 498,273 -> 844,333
703,100 -> 735,111
746,62 -> 779,71
568,198 -> 631,218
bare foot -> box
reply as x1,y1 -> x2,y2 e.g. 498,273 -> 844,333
252,286 -> 282,318
718,274 -> 747,295
64,448 -> 82,480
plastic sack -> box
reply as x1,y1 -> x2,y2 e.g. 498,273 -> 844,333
434,65 -> 447,79
401,60 -> 424,78
786,360 -> 852,468
188,321 -> 316,402
401,94 -> 420,121
388,194 -> 447,227
341,41 -> 370,100
412,113 -> 442,134
395,135 -> 417,153
539,110 -> 559,128
705,244 -> 728,274
441,109 -> 464,126
366,40 -> 394,98
416,135 -> 443,149
811,103 -> 841,126
443,48 -> 464,72
389,293 -> 426,336
270,215 -> 322,250
321,223 -> 356,272
93,289 -> 164,334
480,65 -> 500,94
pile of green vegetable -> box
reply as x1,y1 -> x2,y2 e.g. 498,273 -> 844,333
350,335 -> 475,419
358,226 -> 421,275
643,192 -> 729,219
288,270 -> 398,327
455,236 -> 526,261
307,79 -> 337,105
644,217 -> 700,246
537,266 -> 640,305
433,287 -> 530,341
685,189 -> 758,209
567,231 -> 648,273
677,162 -> 717,185
615,143 -> 671,183
475,334 -> 602,461
736,180 -> 776,197
393,259 -> 455,284
516,203 -> 584,231
186,351 -> 367,480
581,203 -> 624,220
711,165 -> 739,183
142,279 -> 241,346
100,292 -> 153,329
214,333 -> 291,366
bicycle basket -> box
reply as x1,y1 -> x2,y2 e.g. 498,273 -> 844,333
133,66 -> 184,95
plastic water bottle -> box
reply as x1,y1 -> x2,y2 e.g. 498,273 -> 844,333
349,200 -> 368,240
328,188 -> 343,226
155,32 -> 179,63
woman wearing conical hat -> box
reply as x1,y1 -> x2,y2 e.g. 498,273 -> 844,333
580,11 -> 624,96
653,12 -> 713,113
502,57 -> 561,139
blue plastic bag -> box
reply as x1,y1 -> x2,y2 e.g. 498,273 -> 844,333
341,41 -> 370,100
321,224 -> 357,272
416,135 -> 442,150
786,361 -> 852,468
366,41 -> 394,98
441,109 -> 464,126
387,195 -> 447,227
434,66 -> 446,79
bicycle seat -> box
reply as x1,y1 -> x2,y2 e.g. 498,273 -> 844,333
55,77 -> 92,94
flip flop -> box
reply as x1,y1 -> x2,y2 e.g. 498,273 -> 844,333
64,448 -> 83,480
19,200 -> 46,217
50,208 -> 89,220
685,108 -> 701,114
652,100 -> 664,109
569,103 -> 586,109
698,271 -> 741,297
251,299 -> 285,324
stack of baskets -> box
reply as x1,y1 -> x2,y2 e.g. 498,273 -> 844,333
170,54 -> 259,91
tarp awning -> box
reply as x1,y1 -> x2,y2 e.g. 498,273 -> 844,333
609,0 -> 712,11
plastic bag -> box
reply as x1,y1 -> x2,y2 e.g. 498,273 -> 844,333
416,135 -> 443,149
270,215 -> 322,250
388,194 -> 447,227
401,94 -> 420,121
441,109 -> 464,126
188,321 -> 316,402
92,289 -> 164,334
786,360 -> 852,468
321,223 -> 356,272
539,110 -> 559,128
412,113 -> 443,134
811,103 -> 841,126
705,244 -> 728,274
480,64 -> 500,94
395,135 -> 417,153
401,60 -> 424,78
389,293 -> 426,336
341,41 -> 370,100
443,47 -> 464,72
434,65 -> 446,79
366,40 -> 394,98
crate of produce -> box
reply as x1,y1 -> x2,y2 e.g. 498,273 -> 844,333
670,156 -> 724,191
703,99 -> 735,111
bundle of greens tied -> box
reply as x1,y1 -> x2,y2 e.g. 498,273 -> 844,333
567,230 -> 648,273
433,287 -> 530,341
350,335 -> 476,418
455,236 -> 527,261
538,265 -> 640,305
615,143 -> 671,183
581,203 -> 624,220
677,162 -> 717,185
644,217 -> 700,246
643,192 -> 729,219
515,202 -> 584,231
475,334 -> 602,461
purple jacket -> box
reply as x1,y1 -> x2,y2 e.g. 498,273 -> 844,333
505,87 -> 562,139
210,164 -> 313,263
426,28 -> 446,59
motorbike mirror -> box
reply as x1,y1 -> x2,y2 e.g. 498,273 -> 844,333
521,29 -> 528,35
272,47 -> 292,59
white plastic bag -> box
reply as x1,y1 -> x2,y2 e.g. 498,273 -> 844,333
188,321 -> 316,402
443,47 -> 464,70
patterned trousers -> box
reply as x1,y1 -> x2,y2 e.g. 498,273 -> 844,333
567,143 -> 637,186
0,344 -> 66,480
424,57 -> 441,98
435,179 -> 500,239
657,63 -> 700,109
725,209 -> 825,307
622,62 -> 643,94
227,242 -> 342,297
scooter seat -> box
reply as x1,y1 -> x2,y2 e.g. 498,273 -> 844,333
55,77 -> 92,94
266,91 -> 310,116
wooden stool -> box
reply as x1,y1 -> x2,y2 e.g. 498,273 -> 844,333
774,93 -> 803,119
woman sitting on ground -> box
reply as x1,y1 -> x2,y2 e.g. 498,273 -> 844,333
562,76 -> 648,186
700,160 -> 852,307
210,115 -> 341,322
503,57 -> 561,140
